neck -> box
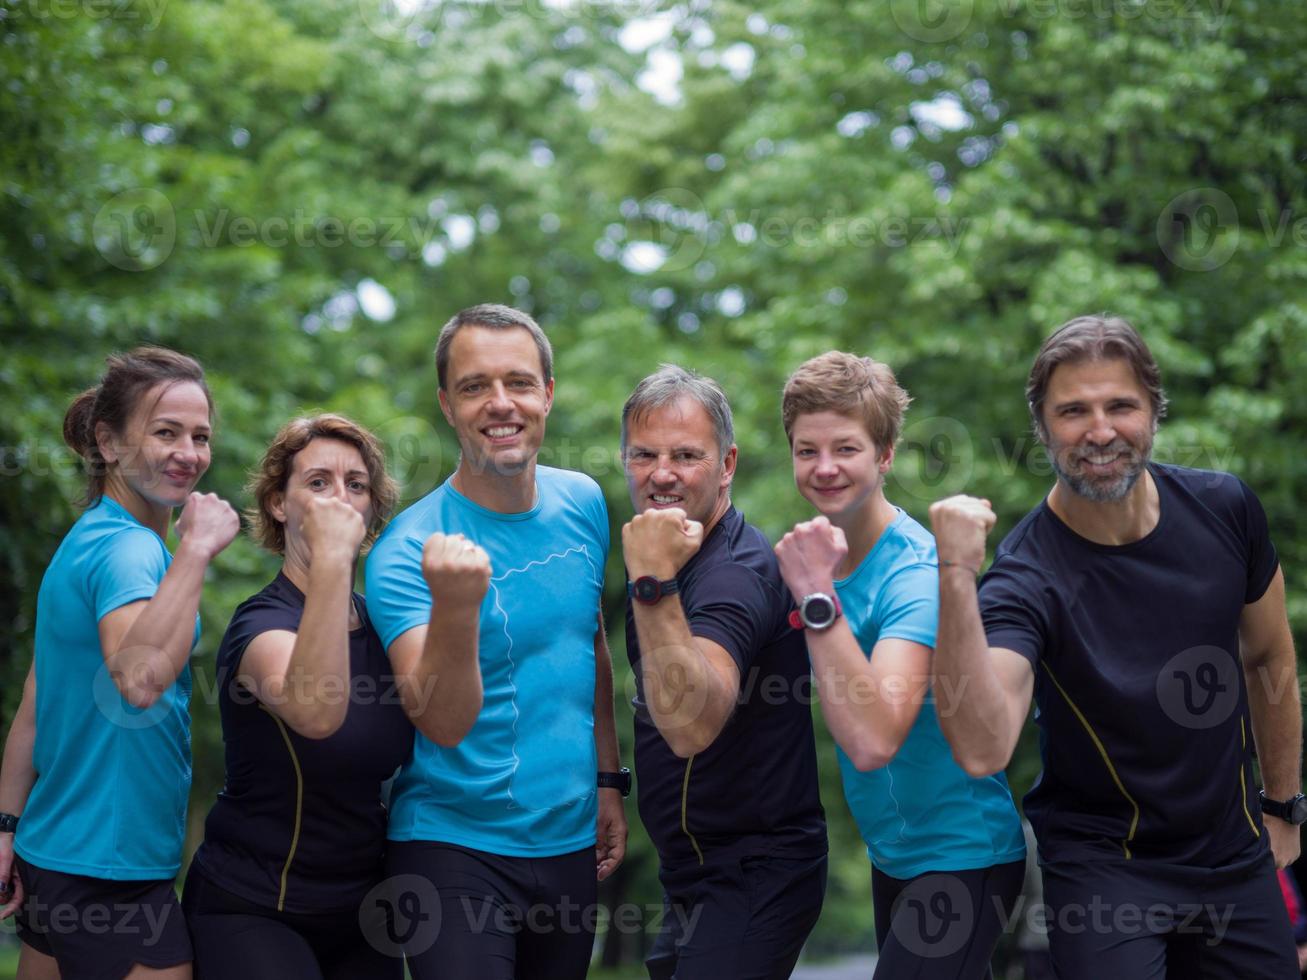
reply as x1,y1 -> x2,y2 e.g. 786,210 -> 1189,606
701,494 -> 733,539
103,477 -> 171,539
1047,468 -> 1160,545
280,552 -> 361,627
832,491 -> 897,578
452,458 -> 538,514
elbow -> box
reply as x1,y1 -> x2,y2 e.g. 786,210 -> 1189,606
113,676 -> 163,711
419,697 -> 482,749
664,727 -> 717,759
953,747 -> 1009,779
845,734 -> 901,773
289,709 -> 347,741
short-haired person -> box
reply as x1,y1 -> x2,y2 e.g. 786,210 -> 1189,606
365,304 -> 625,979
0,347 -> 239,980
930,315 -> 1303,977
183,414 -> 411,979
620,365 -> 828,980
774,352 -> 1025,978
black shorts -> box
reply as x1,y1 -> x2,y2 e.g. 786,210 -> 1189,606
646,851 -> 828,980
385,839 -> 597,980
181,863 -> 403,980
1041,850 -> 1299,979
871,859 -> 1025,980
13,853 -> 192,980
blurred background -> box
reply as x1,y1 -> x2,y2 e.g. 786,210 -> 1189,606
2,0 -> 1305,973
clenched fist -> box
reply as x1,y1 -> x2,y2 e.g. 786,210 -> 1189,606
928,495 -> 996,574
422,532 -> 492,608
623,508 -> 704,581
775,517 -> 848,603
176,492 -> 240,560
300,496 -> 367,565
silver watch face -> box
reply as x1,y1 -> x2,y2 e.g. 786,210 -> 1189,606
1292,796 -> 1307,825
802,595 -> 837,629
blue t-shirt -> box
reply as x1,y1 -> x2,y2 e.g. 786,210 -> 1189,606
365,466 -> 609,857
833,508 -> 1025,880
17,496 -> 198,880
980,463 -> 1278,868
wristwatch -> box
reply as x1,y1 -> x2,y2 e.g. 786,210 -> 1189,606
628,576 -> 679,606
1259,791 -> 1307,825
0,812 -> 18,834
598,768 -> 632,797
788,593 -> 843,632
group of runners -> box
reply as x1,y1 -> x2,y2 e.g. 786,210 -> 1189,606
0,305 -> 1301,980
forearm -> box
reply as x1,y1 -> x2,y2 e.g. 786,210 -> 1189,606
935,568 -> 1020,774
402,604 -> 483,747
594,630 -> 621,771
1245,642 -> 1303,799
633,600 -> 733,756
807,628 -> 920,770
271,557 -> 355,737
0,674 -> 37,817
109,543 -> 211,705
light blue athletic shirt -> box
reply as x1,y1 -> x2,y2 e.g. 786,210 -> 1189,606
16,496 -> 198,880
365,466 -> 608,856
833,508 -> 1025,880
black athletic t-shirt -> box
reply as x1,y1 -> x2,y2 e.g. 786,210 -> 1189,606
979,464 -> 1278,869
625,507 -> 827,870
192,573 -> 414,913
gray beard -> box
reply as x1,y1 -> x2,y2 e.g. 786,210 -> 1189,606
1049,448 -> 1148,503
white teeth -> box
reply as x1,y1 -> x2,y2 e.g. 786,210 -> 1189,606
486,426 -> 519,437
652,494 -> 680,503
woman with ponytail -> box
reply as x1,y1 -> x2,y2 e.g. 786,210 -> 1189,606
0,346 -> 239,980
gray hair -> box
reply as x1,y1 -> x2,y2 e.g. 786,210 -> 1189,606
621,364 -> 735,455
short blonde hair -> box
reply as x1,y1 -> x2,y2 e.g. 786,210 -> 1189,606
247,414 -> 398,555
781,351 -> 911,449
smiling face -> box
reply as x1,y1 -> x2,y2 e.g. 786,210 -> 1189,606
1040,357 -> 1155,503
270,437 -> 374,559
789,410 -> 890,523
99,380 -> 212,513
438,325 -> 554,479
623,396 -> 737,528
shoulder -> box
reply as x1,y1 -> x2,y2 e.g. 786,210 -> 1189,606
538,466 -> 604,506
688,514 -> 785,604
218,580 -> 303,669
1154,462 -> 1257,514
368,486 -> 448,563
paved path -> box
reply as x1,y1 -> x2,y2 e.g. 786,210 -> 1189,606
791,954 -> 877,979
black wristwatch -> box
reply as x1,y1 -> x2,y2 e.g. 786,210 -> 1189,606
1259,791 -> 1307,825
0,812 -> 18,834
788,592 -> 843,632
628,576 -> 679,606
598,768 -> 632,797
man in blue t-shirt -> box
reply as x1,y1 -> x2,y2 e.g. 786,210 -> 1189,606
929,314 -> 1302,978
364,304 -> 625,980
619,365 -> 827,980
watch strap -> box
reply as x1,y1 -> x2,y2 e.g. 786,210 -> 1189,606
0,812 -> 18,834
598,769 -> 632,797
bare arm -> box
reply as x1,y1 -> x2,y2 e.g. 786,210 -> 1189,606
1239,566 -> 1302,867
631,598 -> 741,758
239,498 -> 366,739
0,664 -> 37,918
100,492 -> 239,708
593,612 -> 627,880
930,495 -> 1035,777
387,533 -> 488,747
774,517 -> 929,771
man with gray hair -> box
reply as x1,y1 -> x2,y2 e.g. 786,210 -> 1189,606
620,365 -> 827,980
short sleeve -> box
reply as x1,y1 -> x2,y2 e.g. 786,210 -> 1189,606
685,564 -> 776,675
1238,479 -> 1278,604
218,595 -> 304,675
364,529 -> 431,653
873,561 -> 938,650
86,526 -> 169,621
589,486 -> 611,569
977,557 -> 1050,667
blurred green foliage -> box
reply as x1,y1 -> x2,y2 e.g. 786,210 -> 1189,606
2,0 -> 1305,963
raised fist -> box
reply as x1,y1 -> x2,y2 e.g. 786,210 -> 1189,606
928,495 -> 997,573
775,516 -> 848,603
299,496 -> 367,565
622,508 -> 704,581
176,492 -> 240,560
422,532 -> 492,608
